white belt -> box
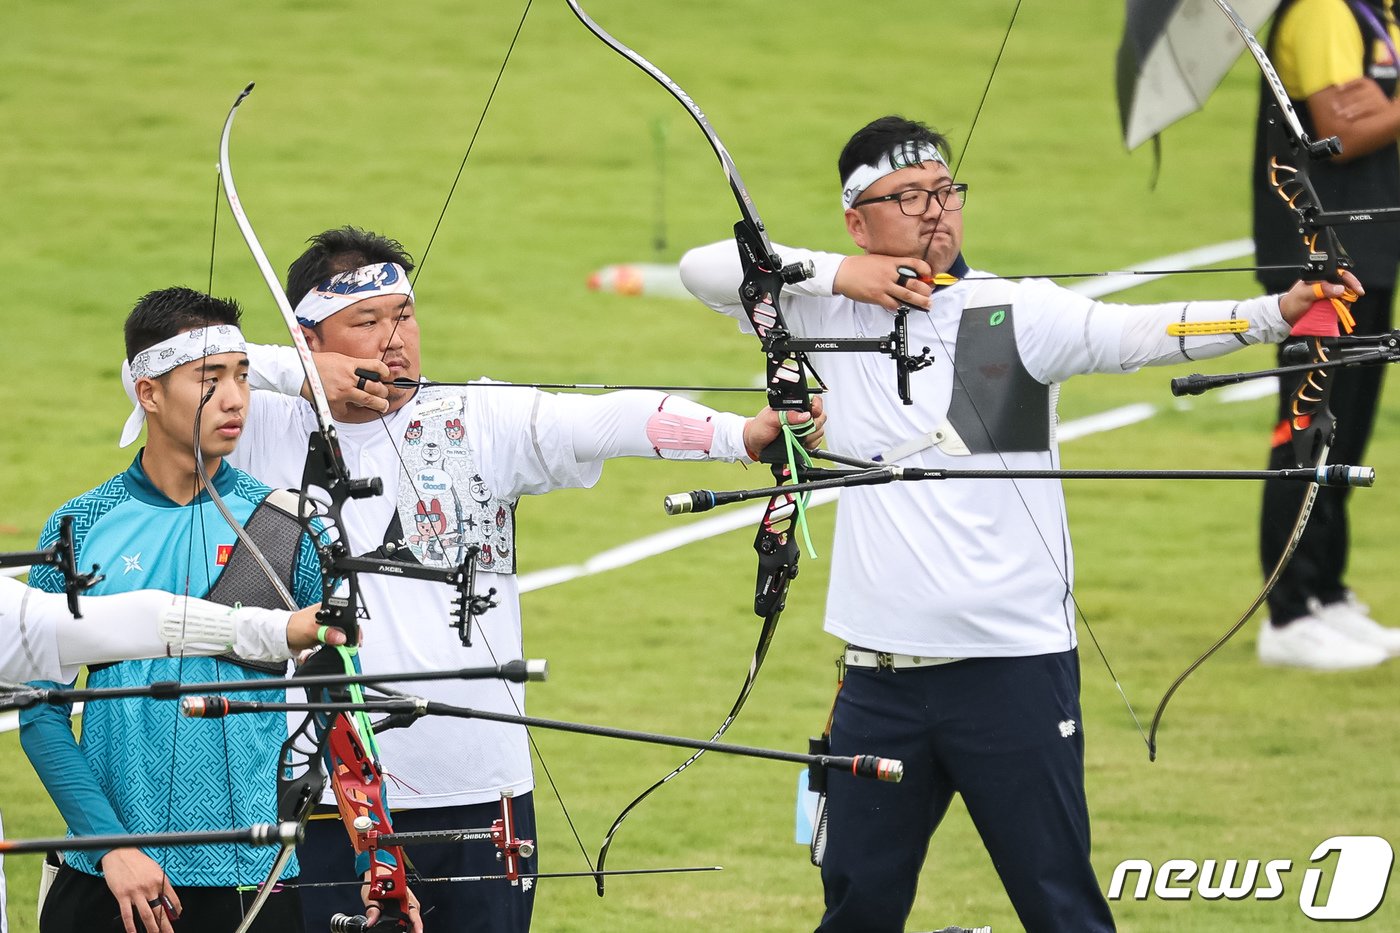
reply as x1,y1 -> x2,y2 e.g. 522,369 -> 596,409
843,647 -> 963,670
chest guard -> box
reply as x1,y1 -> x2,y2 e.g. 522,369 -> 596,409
90,489 -> 307,676
947,303 -> 1049,453
203,489 -> 308,674
391,386 -> 517,573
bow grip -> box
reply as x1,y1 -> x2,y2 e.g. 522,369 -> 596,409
1289,300 -> 1334,337
1290,283 -> 1352,338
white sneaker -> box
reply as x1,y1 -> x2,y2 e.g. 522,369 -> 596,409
1308,595 -> 1400,658
1257,614 -> 1387,670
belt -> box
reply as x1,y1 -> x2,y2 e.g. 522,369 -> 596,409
843,646 -> 963,670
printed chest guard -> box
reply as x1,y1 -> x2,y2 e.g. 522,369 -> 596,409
394,387 -> 516,574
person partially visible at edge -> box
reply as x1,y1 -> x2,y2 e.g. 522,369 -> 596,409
1252,0 -> 1400,670
0,578 -> 339,933
678,115 -> 1360,933
0,575 -> 339,683
18,288 -> 352,933
226,226 -> 826,933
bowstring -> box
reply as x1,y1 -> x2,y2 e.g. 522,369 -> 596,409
198,164 -> 288,912
333,0 -> 599,876
901,0 -> 1150,747
152,164 -> 246,905
209,167 -> 222,296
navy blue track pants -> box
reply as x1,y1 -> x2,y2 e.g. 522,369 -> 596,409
817,649 -> 1115,933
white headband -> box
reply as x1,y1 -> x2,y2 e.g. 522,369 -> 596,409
119,325 -> 248,448
840,141 -> 947,210
292,261 -> 414,327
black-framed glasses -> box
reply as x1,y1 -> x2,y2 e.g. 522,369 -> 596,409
852,183 -> 968,215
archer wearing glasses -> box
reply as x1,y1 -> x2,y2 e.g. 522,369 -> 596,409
679,114 -> 1359,933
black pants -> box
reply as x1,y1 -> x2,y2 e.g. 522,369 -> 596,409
297,797 -> 537,933
817,650 -> 1115,933
39,862 -> 303,933
1259,285 -> 1393,624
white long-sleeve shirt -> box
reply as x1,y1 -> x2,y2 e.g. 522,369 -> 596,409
234,346 -> 753,807
680,241 -> 1290,656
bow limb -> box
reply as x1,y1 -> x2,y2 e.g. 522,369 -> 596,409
592,587 -> 784,894
194,88 -> 315,601
1147,455 -> 1325,759
1146,0 -> 1356,756
560,1 -> 827,402
217,82 -> 332,933
323,712 -> 412,929
1216,0 -> 1353,320
562,2 -> 791,276
218,84 -> 379,561
148,84 -> 316,924
219,84 -> 341,443
1146,339 -> 1341,759
218,83 -> 411,928
232,663 -> 339,933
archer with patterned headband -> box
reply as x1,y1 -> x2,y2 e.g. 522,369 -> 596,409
229,226 -> 824,933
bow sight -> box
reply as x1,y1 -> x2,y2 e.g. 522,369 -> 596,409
0,516 -> 103,617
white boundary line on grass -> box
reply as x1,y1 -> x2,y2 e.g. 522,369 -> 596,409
0,239 -> 1264,734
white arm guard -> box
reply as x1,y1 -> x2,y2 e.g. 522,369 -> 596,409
0,580 -> 297,682
565,390 -> 752,462
158,599 -> 294,662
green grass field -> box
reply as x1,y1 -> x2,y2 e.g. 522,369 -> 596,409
2,1 -> 1398,930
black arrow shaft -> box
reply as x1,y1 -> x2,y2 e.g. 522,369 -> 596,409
663,464 -> 1375,514
184,698 -> 902,781
393,378 -> 768,394
0,661 -> 542,710
0,822 -> 300,855
1171,350 -> 1397,396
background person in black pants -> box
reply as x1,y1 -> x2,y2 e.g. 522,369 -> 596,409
1253,0 -> 1400,670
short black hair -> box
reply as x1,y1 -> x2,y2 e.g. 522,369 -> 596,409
285,227 -> 416,307
124,287 -> 243,362
838,116 -> 953,186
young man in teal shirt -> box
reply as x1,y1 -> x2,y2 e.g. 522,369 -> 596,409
22,287 -> 324,933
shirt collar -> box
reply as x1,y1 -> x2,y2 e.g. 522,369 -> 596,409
124,451 -> 239,507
